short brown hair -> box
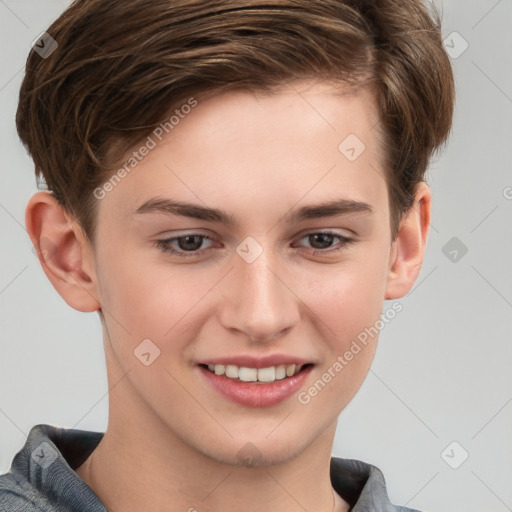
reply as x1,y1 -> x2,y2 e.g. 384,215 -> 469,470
16,0 -> 455,243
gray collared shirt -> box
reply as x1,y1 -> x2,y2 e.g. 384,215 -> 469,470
0,424 -> 422,511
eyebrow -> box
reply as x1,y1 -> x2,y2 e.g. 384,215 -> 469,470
134,196 -> 374,227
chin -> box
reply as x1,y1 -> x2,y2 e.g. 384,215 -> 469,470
196,432 -> 315,468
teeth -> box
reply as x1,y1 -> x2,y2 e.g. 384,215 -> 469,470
286,364 -> 296,377
225,365 -> 238,378
238,367 -> 257,382
275,365 -> 286,380
205,363 -> 304,382
257,366 -> 275,382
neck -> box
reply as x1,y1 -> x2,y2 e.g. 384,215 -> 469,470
75,340 -> 350,512
76,418 -> 349,512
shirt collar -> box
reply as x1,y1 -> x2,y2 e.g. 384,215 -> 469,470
10,423 -> 405,512
11,423 -> 107,511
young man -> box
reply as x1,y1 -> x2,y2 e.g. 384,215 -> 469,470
1,0 -> 454,510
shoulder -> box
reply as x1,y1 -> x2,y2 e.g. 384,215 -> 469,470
0,424 -> 55,511
0,423 -> 106,512
330,456 -> 425,512
0,470 -> 54,512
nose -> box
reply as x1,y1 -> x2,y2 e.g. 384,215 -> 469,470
217,243 -> 300,343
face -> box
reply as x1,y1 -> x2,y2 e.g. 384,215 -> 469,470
89,80 -> 396,465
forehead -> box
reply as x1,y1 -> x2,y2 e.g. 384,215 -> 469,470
97,80 -> 387,227
171,80 -> 380,149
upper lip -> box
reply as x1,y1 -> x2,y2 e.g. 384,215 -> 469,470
199,354 -> 313,369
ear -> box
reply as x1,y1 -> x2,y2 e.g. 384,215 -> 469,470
25,191 -> 100,312
385,181 -> 431,299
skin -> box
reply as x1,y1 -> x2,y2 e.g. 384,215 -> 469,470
25,79 -> 431,512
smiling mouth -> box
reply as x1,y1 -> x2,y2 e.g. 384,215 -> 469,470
199,363 -> 313,384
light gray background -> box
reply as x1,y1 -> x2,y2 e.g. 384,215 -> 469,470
1,1 -> 511,511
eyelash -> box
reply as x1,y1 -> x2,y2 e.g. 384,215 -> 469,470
154,231 -> 355,258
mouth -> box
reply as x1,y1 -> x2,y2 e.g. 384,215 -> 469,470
199,363 -> 313,384
198,362 -> 315,407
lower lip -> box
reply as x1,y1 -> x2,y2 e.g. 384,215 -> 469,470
199,365 -> 313,408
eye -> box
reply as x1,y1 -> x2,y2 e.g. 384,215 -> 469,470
154,230 -> 355,259
294,231 -> 355,256
154,233 -> 214,257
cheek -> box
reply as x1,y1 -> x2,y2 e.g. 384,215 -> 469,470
300,272 -> 385,411
298,245 -> 389,399
307,247 -> 390,342
96,230 -> 390,361
95,247 -> 216,362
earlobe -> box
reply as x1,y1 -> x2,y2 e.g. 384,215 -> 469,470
385,182 -> 431,300
25,191 -> 101,312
